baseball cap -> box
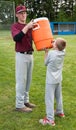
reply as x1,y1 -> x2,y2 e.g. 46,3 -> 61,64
16,5 -> 27,13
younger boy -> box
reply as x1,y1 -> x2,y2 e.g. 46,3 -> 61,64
39,38 -> 66,126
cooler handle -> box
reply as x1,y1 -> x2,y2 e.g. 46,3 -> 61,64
32,23 -> 40,31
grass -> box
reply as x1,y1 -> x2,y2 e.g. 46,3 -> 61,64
0,30 -> 76,130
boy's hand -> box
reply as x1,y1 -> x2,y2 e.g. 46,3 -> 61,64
43,48 -> 49,53
27,20 -> 35,29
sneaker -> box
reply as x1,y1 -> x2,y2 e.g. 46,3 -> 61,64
39,117 -> 55,126
55,113 -> 65,117
24,102 -> 36,108
16,107 -> 32,112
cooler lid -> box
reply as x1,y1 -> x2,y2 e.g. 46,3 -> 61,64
34,17 -> 48,22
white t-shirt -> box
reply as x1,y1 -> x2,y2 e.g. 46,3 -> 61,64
45,49 -> 65,84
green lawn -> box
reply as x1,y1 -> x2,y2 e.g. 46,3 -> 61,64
0,30 -> 76,130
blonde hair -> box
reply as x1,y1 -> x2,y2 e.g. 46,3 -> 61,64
55,38 -> 66,51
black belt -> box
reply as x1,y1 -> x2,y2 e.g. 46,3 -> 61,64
20,51 -> 32,54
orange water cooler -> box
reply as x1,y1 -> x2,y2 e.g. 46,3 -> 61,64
32,17 -> 54,51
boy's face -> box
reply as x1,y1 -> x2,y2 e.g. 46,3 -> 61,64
16,11 -> 27,23
52,40 -> 57,49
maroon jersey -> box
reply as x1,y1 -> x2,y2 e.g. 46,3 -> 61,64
11,22 -> 34,52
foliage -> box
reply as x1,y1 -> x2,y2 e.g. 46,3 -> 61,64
24,0 -> 54,21
56,9 -> 67,22
72,5 -> 76,21
0,0 -> 76,25
0,1 -> 14,24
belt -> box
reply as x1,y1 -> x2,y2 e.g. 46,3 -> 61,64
20,51 -> 32,55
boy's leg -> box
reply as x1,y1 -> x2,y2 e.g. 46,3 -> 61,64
45,84 -> 55,121
55,83 -> 64,114
24,55 -> 33,103
16,53 -> 27,108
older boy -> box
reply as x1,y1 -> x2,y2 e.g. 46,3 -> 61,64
11,5 -> 36,112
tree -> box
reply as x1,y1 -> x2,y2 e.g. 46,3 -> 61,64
0,1 -> 15,24
55,0 -> 75,21
4,0 -> 76,22
24,0 -> 55,21
72,5 -> 76,21
0,0 -> 76,27
8,0 -> 24,6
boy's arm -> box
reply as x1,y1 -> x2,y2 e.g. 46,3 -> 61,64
44,49 -> 49,65
44,49 -> 49,59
